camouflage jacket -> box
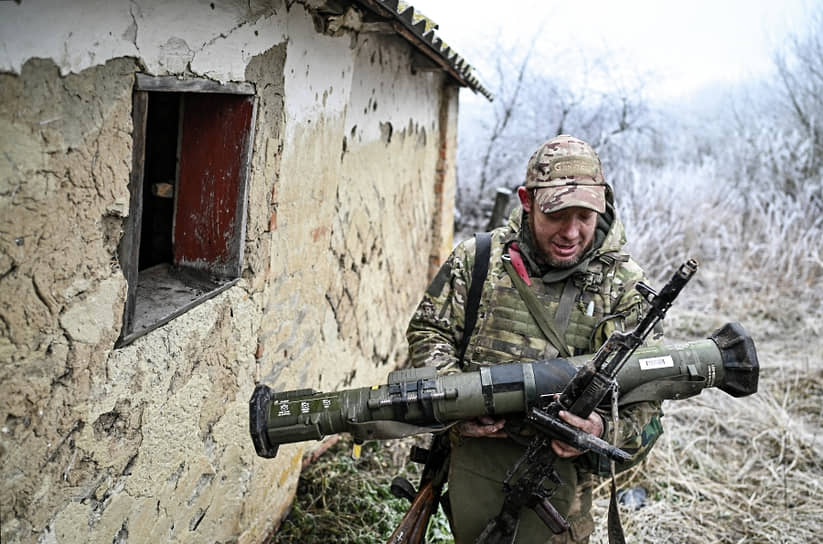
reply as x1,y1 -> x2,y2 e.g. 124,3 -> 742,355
406,205 -> 663,475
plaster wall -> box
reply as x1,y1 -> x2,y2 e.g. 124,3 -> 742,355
0,1 -> 459,543
0,0 -> 289,81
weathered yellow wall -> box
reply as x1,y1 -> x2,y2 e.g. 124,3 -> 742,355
0,3 -> 461,543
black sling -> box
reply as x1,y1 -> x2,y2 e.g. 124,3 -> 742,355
456,232 -> 491,366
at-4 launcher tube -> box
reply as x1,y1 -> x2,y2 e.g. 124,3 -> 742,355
250,322 -> 758,458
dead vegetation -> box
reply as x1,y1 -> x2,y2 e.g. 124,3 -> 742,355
591,325 -> 823,543
598,179 -> 823,542
269,436 -> 446,543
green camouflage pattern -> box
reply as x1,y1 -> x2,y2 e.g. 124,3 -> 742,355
406,204 -> 663,543
407,207 -> 649,370
587,409 -> 665,477
525,135 -> 607,214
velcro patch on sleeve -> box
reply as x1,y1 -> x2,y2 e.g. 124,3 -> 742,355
426,260 -> 452,297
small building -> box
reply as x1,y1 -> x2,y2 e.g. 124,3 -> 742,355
0,1 -> 490,542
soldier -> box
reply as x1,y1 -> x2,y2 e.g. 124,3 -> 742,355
406,135 -> 664,543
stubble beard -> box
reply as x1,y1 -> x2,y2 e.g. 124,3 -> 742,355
529,212 -> 592,269
547,244 -> 594,269
548,253 -> 582,269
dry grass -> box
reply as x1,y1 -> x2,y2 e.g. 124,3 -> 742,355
595,152 -> 823,541
602,165 -> 823,542
618,158 -> 823,326
591,333 -> 823,543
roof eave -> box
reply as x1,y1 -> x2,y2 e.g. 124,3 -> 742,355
352,0 -> 493,101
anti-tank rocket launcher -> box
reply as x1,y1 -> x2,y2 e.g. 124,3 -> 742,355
249,322 -> 759,459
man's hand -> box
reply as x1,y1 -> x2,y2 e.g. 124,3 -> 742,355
551,411 -> 604,458
457,415 -> 507,438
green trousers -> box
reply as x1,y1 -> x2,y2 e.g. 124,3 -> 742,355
447,436 -> 595,544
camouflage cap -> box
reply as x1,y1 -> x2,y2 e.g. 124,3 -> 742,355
524,135 -> 606,214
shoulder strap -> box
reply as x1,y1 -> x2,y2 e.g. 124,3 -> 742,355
457,232 -> 491,366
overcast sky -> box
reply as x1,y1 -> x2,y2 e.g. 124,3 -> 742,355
408,0 -> 814,103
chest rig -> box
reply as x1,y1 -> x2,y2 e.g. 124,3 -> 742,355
464,237 -> 628,370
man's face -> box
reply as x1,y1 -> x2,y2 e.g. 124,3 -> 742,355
519,188 -> 598,268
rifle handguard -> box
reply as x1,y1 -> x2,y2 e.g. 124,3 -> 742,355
526,408 -> 632,462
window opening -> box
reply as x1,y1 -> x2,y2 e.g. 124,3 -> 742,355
140,92 -> 179,270
117,76 -> 256,347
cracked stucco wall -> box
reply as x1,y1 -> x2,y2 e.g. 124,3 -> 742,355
0,1 -> 460,543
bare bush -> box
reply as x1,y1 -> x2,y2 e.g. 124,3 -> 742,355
774,6 -> 823,188
619,153 -> 823,335
615,4 -> 823,336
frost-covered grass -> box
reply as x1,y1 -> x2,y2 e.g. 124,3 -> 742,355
617,156 -> 823,335
595,154 -> 823,542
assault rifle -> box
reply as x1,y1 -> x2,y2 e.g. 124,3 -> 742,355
476,258 -> 699,542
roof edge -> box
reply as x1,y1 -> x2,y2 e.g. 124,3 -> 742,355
352,0 -> 493,101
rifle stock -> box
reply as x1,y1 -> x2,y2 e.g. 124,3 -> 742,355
388,480 -> 438,544
387,433 -> 451,544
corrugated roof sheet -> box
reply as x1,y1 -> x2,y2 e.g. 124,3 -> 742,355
353,0 -> 493,101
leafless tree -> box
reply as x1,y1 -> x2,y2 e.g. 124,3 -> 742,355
456,41 -> 653,234
476,37 -> 538,196
774,6 -> 823,198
